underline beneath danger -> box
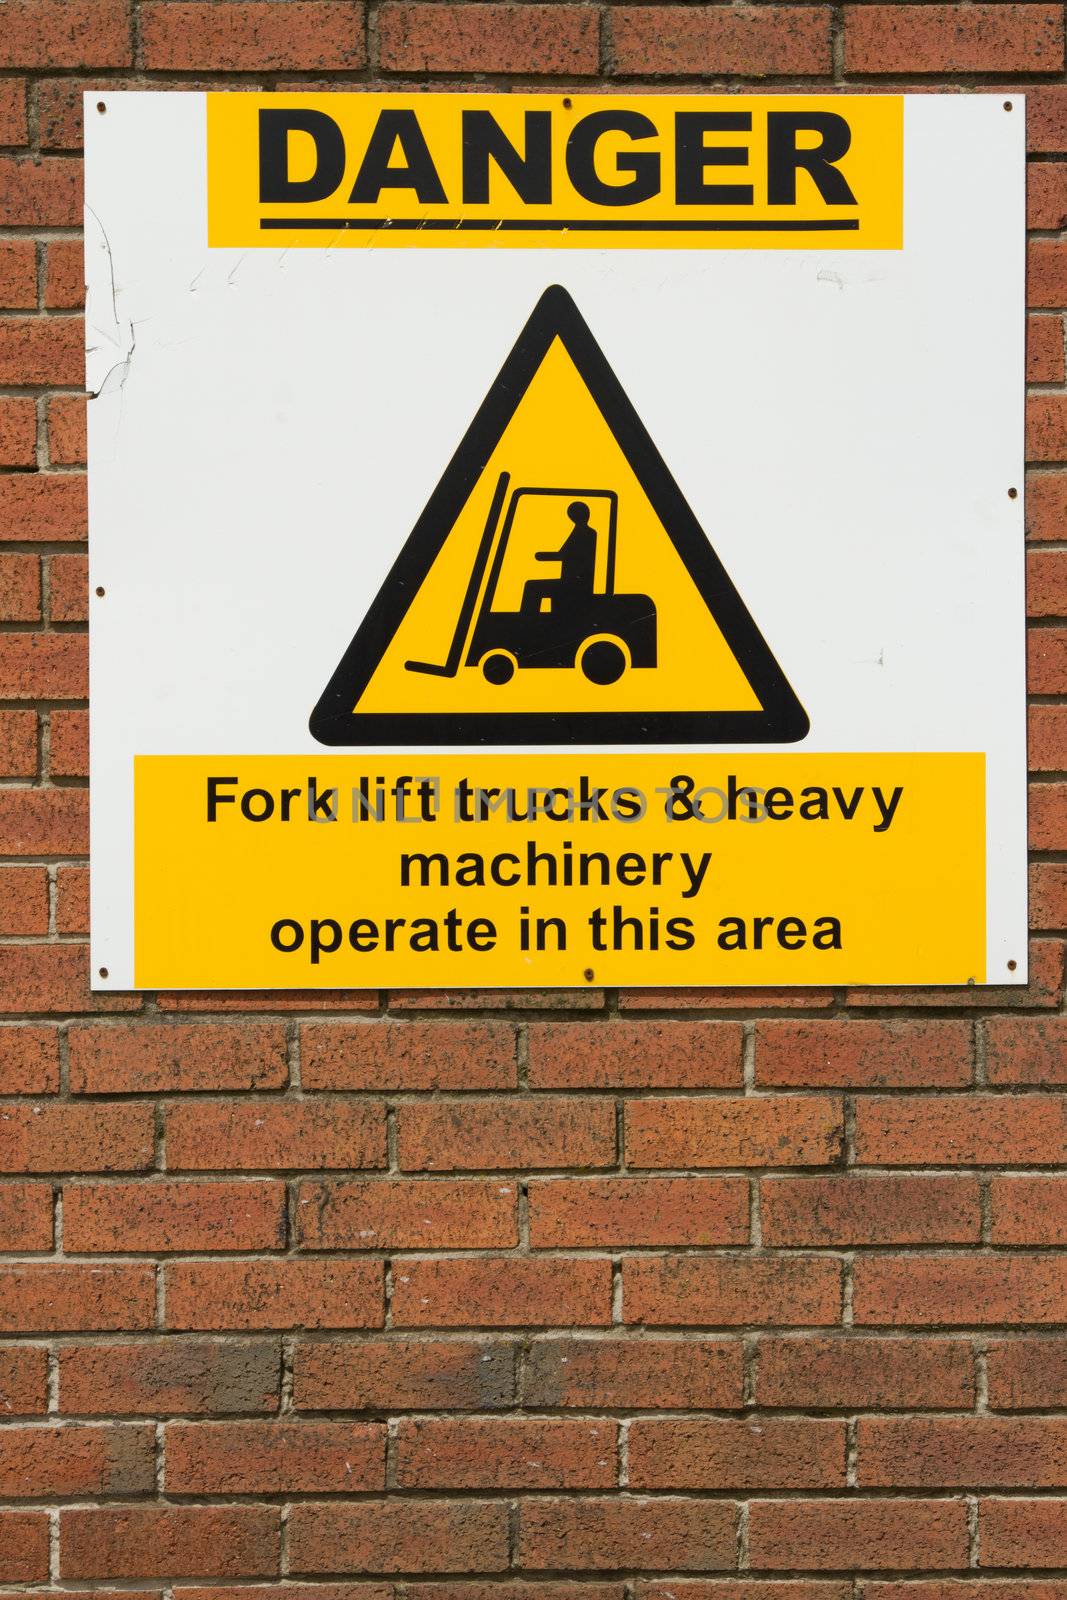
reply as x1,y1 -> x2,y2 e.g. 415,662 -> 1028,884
258,217 -> 863,233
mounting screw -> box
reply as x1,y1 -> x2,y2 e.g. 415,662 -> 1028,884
1008,487 -> 1018,499
95,586 -> 105,597
97,101 -> 106,114
98,967 -> 109,979
583,967 -> 595,982
1007,959 -> 1018,972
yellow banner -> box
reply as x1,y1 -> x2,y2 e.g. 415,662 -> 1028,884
135,753 -> 982,989
206,93 -> 903,251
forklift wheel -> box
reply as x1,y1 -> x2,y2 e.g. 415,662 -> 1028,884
481,651 -> 516,685
579,637 -> 627,685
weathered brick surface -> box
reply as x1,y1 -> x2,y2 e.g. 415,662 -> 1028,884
0,7 -> 1062,1592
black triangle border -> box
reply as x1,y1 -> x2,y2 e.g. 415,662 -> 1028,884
309,284 -> 809,747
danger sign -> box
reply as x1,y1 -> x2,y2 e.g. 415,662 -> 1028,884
87,91 -> 1025,991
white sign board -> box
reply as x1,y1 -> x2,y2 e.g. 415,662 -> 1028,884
86,91 -> 1026,991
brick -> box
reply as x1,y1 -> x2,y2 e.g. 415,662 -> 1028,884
990,1175 -> 1067,1244
379,3 -> 597,74
1030,710 -> 1067,771
49,552 -> 88,621
1030,393 -> 1067,461
517,1498 -> 736,1573
64,1179 -> 287,1253
0,473 -> 86,539
624,1256 -> 841,1327
0,786 -> 85,854
0,866 -> 48,934
980,1499 -> 1067,1567
0,947 -> 140,1015
0,1513 -> 48,1581
639,1589 -> 849,1600
0,710 -> 36,776
49,395 -> 86,466
178,1590 -> 394,1600
0,1181 -> 52,1249
298,1177 -> 517,1250
987,1338 -> 1067,1408
620,986 -> 834,1011
1031,706 -> 1067,770
528,1177 -> 749,1248
395,1416 -> 615,1489
69,1022 -> 288,1093
528,1021 -> 742,1088
398,1096 -> 615,1171
59,1339 -> 281,1416
0,1346 -> 47,1415
0,313 -> 84,383
749,1499 -> 968,1570
393,1257 -> 612,1328
1031,161 -> 1067,228
391,986 -> 603,1011
158,988 -> 377,1013
44,238 -> 84,308
762,1175 -> 980,1246
860,1416 -> 1067,1488
168,1100 -> 384,1172
0,313 -> 83,385
0,1026 -> 58,1093
611,7 -> 830,77
755,1336 -> 974,1410
50,708 -> 87,774
0,1422 -> 154,1498
0,632 -> 86,697
294,1338 -> 516,1411
755,1020 -> 971,1088
1029,470 -> 1067,538
0,1263 -> 154,1332
301,1021 -> 516,1090
56,864 -> 89,934
856,1094 -> 1067,1165
854,1255 -> 1067,1325
165,1420 -> 384,1494
0,0 -> 130,66
1030,782 -> 1067,846
0,553 -> 39,621
0,1102 -> 152,1172
846,5 -> 1063,73
626,1096 -> 841,1168
0,155 -> 81,224
629,1417 -> 845,1490
0,80 -> 28,145
524,1335 -> 742,1410
1028,626 -> 1067,693
1032,244 -> 1067,309
1030,550 -> 1067,617
1030,315 -> 1066,380
142,3 -> 365,70
0,240 -> 35,308
1032,861 -> 1067,928
289,1500 -> 508,1575
165,1259 -> 383,1331
61,1506 -> 281,1580
0,398 -> 37,467
410,1589 -> 622,1600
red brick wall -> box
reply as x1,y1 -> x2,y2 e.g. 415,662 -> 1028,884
0,0 -> 1065,1589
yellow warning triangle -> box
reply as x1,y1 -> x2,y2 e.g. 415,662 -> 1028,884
311,286 -> 807,745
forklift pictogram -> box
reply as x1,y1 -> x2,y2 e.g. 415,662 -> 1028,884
406,471 -> 657,687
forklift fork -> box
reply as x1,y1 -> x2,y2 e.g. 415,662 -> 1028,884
405,471 -> 511,678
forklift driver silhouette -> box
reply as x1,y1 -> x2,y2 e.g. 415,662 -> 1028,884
533,500 -> 598,600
